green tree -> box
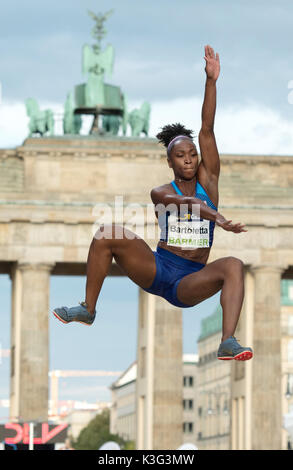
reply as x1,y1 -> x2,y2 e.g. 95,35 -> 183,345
71,408 -> 135,450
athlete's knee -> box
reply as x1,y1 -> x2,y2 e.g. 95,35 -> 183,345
93,223 -> 123,241
92,224 -> 112,244
224,256 -> 244,277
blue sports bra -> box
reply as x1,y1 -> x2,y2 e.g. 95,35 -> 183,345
158,179 -> 218,248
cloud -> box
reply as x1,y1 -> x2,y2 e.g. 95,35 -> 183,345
1,96 -> 293,155
0,100 -> 62,148
215,100 -> 293,155
1,0 -> 292,117
147,96 -> 293,155
1,0 -> 292,108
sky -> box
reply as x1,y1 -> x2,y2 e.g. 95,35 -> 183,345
1,0 -> 293,153
0,0 -> 293,421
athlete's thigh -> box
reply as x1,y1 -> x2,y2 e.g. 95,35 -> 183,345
99,223 -> 156,289
176,257 -> 229,306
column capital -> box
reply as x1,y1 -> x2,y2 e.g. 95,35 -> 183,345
17,261 -> 55,273
249,263 -> 289,274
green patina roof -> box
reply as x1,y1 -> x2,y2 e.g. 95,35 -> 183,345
281,279 -> 293,306
198,280 -> 293,342
198,304 -> 223,342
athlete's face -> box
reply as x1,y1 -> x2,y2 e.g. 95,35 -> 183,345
167,139 -> 198,179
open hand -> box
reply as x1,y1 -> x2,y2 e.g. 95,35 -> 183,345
204,45 -> 220,81
215,214 -> 248,233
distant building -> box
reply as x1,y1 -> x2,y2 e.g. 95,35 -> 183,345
182,354 -> 198,444
98,279 -> 293,450
197,279 -> 293,450
65,409 -> 100,440
278,280 -> 293,449
196,305 -> 231,450
109,361 -> 137,442
59,402 -> 111,441
109,355 -> 199,446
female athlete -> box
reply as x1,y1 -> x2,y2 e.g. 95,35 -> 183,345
53,45 -> 253,361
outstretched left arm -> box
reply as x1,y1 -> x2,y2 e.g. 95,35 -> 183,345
198,45 -> 220,179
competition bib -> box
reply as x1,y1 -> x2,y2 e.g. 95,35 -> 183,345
167,210 -> 210,249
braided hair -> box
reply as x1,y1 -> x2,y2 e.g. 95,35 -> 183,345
156,123 -> 195,150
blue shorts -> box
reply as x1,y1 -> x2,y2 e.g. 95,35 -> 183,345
141,246 -> 206,308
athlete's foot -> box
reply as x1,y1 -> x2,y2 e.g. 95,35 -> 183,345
217,335 -> 253,361
53,301 -> 96,326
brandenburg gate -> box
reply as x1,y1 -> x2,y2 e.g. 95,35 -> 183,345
0,136 -> 293,449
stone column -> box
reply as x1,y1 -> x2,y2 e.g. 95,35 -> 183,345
10,262 -> 54,422
250,263 -> 285,450
136,290 -> 183,450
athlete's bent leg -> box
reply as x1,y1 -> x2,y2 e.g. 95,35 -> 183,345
53,224 -> 157,325
85,223 -> 157,315
176,256 -> 252,360
176,256 -> 245,342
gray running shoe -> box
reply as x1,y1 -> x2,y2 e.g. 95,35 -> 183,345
53,301 -> 96,326
217,336 -> 253,361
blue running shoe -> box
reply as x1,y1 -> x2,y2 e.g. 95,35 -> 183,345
217,336 -> 253,361
53,301 -> 96,326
